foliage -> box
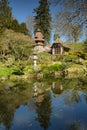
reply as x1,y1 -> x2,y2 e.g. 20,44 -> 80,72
11,19 -> 29,35
11,19 -> 20,32
68,43 -> 85,51
37,52 -> 51,65
0,29 -> 34,63
19,22 -> 29,35
40,62 -> 66,78
0,65 -> 12,77
12,61 -> 25,75
83,39 -> 87,53
63,51 -> 87,65
73,51 -> 87,59
34,0 -> 51,44
54,34 -> 60,41
48,63 -> 66,71
0,22 -> 5,34
0,0 -> 12,30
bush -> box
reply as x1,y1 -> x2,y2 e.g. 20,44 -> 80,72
41,63 -> 66,74
48,63 -> 65,71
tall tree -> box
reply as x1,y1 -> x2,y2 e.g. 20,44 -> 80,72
34,0 -> 51,44
0,0 -> 12,29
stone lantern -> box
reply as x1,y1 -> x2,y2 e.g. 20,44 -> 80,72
33,50 -> 38,70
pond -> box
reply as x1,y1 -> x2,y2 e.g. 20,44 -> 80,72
0,77 -> 87,130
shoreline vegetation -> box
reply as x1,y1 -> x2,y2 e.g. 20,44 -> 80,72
0,29 -> 87,83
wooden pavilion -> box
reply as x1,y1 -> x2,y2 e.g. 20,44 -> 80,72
51,39 -> 70,55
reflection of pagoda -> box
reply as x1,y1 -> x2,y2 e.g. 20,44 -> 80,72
34,29 -> 45,52
51,82 -> 63,98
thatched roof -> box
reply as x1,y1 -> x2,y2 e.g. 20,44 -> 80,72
52,38 -> 70,49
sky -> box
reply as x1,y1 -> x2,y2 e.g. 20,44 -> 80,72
9,0 -> 86,42
9,0 -> 56,23
10,0 -> 39,23
9,0 -> 56,42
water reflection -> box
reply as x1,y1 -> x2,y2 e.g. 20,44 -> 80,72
67,120 -> 87,130
35,91 -> 52,130
0,77 -> 87,130
51,82 -> 63,97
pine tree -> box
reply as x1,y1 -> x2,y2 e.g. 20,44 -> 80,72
34,0 -> 51,44
0,0 -> 12,29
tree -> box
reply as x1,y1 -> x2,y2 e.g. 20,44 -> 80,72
54,34 -> 60,41
51,0 -> 87,26
83,39 -> 87,53
34,0 -> 51,44
53,11 -> 82,42
26,16 -> 35,37
35,91 -> 52,130
51,0 -> 87,42
11,19 -> 29,35
0,22 -> 4,34
0,0 -> 12,29
11,19 -> 20,32
19,22 -> 29,35
71,24 -> 82,43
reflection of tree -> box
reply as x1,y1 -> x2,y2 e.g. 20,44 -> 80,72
82,92 -> 87,104
64,90 -> 81,105
68,121 -> 87,130
68,122 -> 80,130
0,99 -> 14,130
0,82 -> 33,130
35,91 -> 52,130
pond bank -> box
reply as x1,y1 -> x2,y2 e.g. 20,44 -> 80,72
0,67 -> 87,82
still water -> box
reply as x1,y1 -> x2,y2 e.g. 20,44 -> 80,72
0,78 -> 87,130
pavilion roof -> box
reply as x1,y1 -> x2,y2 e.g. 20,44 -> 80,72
52,38 -> 70,49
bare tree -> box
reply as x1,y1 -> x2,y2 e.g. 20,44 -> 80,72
51,0 -> 87,42
71,24 -> 82,43
26,16 -> 35,37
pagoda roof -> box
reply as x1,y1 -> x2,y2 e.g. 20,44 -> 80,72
34,29 -> 44,41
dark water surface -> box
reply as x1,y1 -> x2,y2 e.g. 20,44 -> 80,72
0,78 -> 87,130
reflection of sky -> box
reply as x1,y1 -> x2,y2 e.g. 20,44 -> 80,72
11,91 -> 87,130
51,91 -> 87,129
12,105 -> 37,130
1,89 -> 87,130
